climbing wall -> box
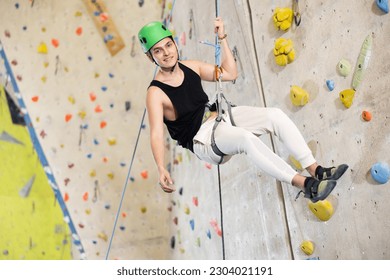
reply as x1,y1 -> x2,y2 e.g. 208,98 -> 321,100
167,0 -> 390,259
1,0 -> 389,261
0,0 -> 172,260
248,0 -> 390,259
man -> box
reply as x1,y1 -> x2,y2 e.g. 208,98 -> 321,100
138,17 -> 348,202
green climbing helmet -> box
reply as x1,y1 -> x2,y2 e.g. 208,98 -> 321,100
138,21 -> 173,53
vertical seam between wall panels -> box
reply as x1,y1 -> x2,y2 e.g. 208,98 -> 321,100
245,0 -> 294,260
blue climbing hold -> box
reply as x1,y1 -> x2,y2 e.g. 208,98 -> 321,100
370,162 -> 390,184
190,219 -> 195,231
376,0 -> 389,13
326,80 -> 335,91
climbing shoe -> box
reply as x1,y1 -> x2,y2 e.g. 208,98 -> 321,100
295,177 -> 337,203
315,164 -> 349,181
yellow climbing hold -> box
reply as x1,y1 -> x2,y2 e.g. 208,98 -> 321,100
273,7 -> 293,31
89,169 -> 96,177
339,88 -> 356,108
68,96 -> 76,104
78,110 -> 87,119
290,85 -> 309,106
274,38 -> 295,66
308,200 -> 334,221
289,155 -> 303,170
98,232 -> 108,242
107,172 -> 114,179
287,49 -> 295,63
275,54 -> 288,66
37,42 -> 48,54
196,237 -> 201,247
300,240 -> 314,255
108,137 -> 117,146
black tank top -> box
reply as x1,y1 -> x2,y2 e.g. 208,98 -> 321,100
149,62 -> 209,152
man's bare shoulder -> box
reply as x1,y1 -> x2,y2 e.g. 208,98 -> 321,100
180,60 -> 215,81
147,84 -> 163,97
180,60 -> 202,74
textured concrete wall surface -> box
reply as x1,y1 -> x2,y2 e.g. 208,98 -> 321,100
0,0 -> 389,260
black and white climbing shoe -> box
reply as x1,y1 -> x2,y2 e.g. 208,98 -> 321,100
315,164 -> 349,181
295,177 -> 337,203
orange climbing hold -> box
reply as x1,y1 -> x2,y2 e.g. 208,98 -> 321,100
100,121 -> 107,128
94,105 -> 103,113
76,26 -> 83,36
31,96 -> 39,102
65,114 -> 72,122
140,170 -> 148,179
51,38 -> 59,48
362,110 -> 372,121
99,12 -> 109,22
89,92 -> 96,101
83,192 -> 89,201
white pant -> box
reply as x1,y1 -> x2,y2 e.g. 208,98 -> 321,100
193,106 -> 315,184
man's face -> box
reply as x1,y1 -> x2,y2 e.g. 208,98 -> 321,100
149,37 -> 178,67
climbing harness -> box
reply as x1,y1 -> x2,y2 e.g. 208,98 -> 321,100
207,67 -> 237,164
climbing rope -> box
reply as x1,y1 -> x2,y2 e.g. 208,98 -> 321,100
199,0 -> 227,260
105,0 -> 177,260
214,0 -> 227,261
